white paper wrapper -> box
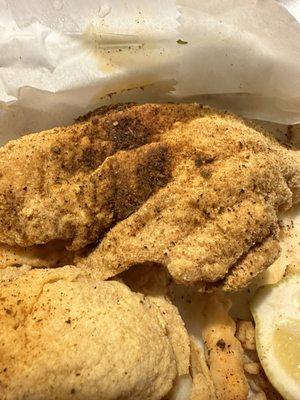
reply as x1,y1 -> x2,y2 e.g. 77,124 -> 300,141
0,0 -> 300,145
176,0 -> 300,122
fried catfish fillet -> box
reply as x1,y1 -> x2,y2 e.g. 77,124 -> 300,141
0,266 -> 189,400
0,103 -> 201,251
79,106 -> 300,287
0,103 -> 299,288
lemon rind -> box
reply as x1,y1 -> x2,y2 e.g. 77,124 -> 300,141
250,273 -> 300,400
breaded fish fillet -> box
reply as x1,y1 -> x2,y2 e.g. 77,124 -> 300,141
0,266 -> 189,400
0,103 -> 200,250
0,104 -> 299,288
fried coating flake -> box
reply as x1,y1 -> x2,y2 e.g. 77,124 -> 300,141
236,320 -> 283,400
0,103 -> 299,288
236,320 -> 256,351
189,337 -> 217,400
201,293 -> 249,400
0,266 -> 189,400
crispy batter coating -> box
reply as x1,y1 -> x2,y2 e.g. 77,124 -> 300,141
0,266 -> 189,400
120,263 -> 190,376
81,106 -> 299,288
201,294 -> 249,400
236,320 -> 283,400
236,320 -> 256,351
0,104 -> 200,251
189,337 -> 216,400
0,103 -> 299,288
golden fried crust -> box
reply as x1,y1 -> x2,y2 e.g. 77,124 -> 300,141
216,236 -> 281,291
0,103 -> 299,288
0,266 -> 188,400
0,103 -> 201,250
81,110 -> 300,288
201,294 -> 249,400
120,263 -> 190,376
236,320 -> 283,400
189,337 -> 216,400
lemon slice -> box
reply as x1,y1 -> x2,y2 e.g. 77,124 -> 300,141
251,272 -> 300,400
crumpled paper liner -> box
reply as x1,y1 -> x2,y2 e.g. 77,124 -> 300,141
0,0 -> 300,145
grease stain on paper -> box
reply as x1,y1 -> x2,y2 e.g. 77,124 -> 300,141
82,22 -> 146,74
81,12 -> 178,104
81,3 -> 180,75
82,19 -> 176,77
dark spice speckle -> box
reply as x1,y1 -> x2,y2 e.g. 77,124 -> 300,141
216,339 -> 226,350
